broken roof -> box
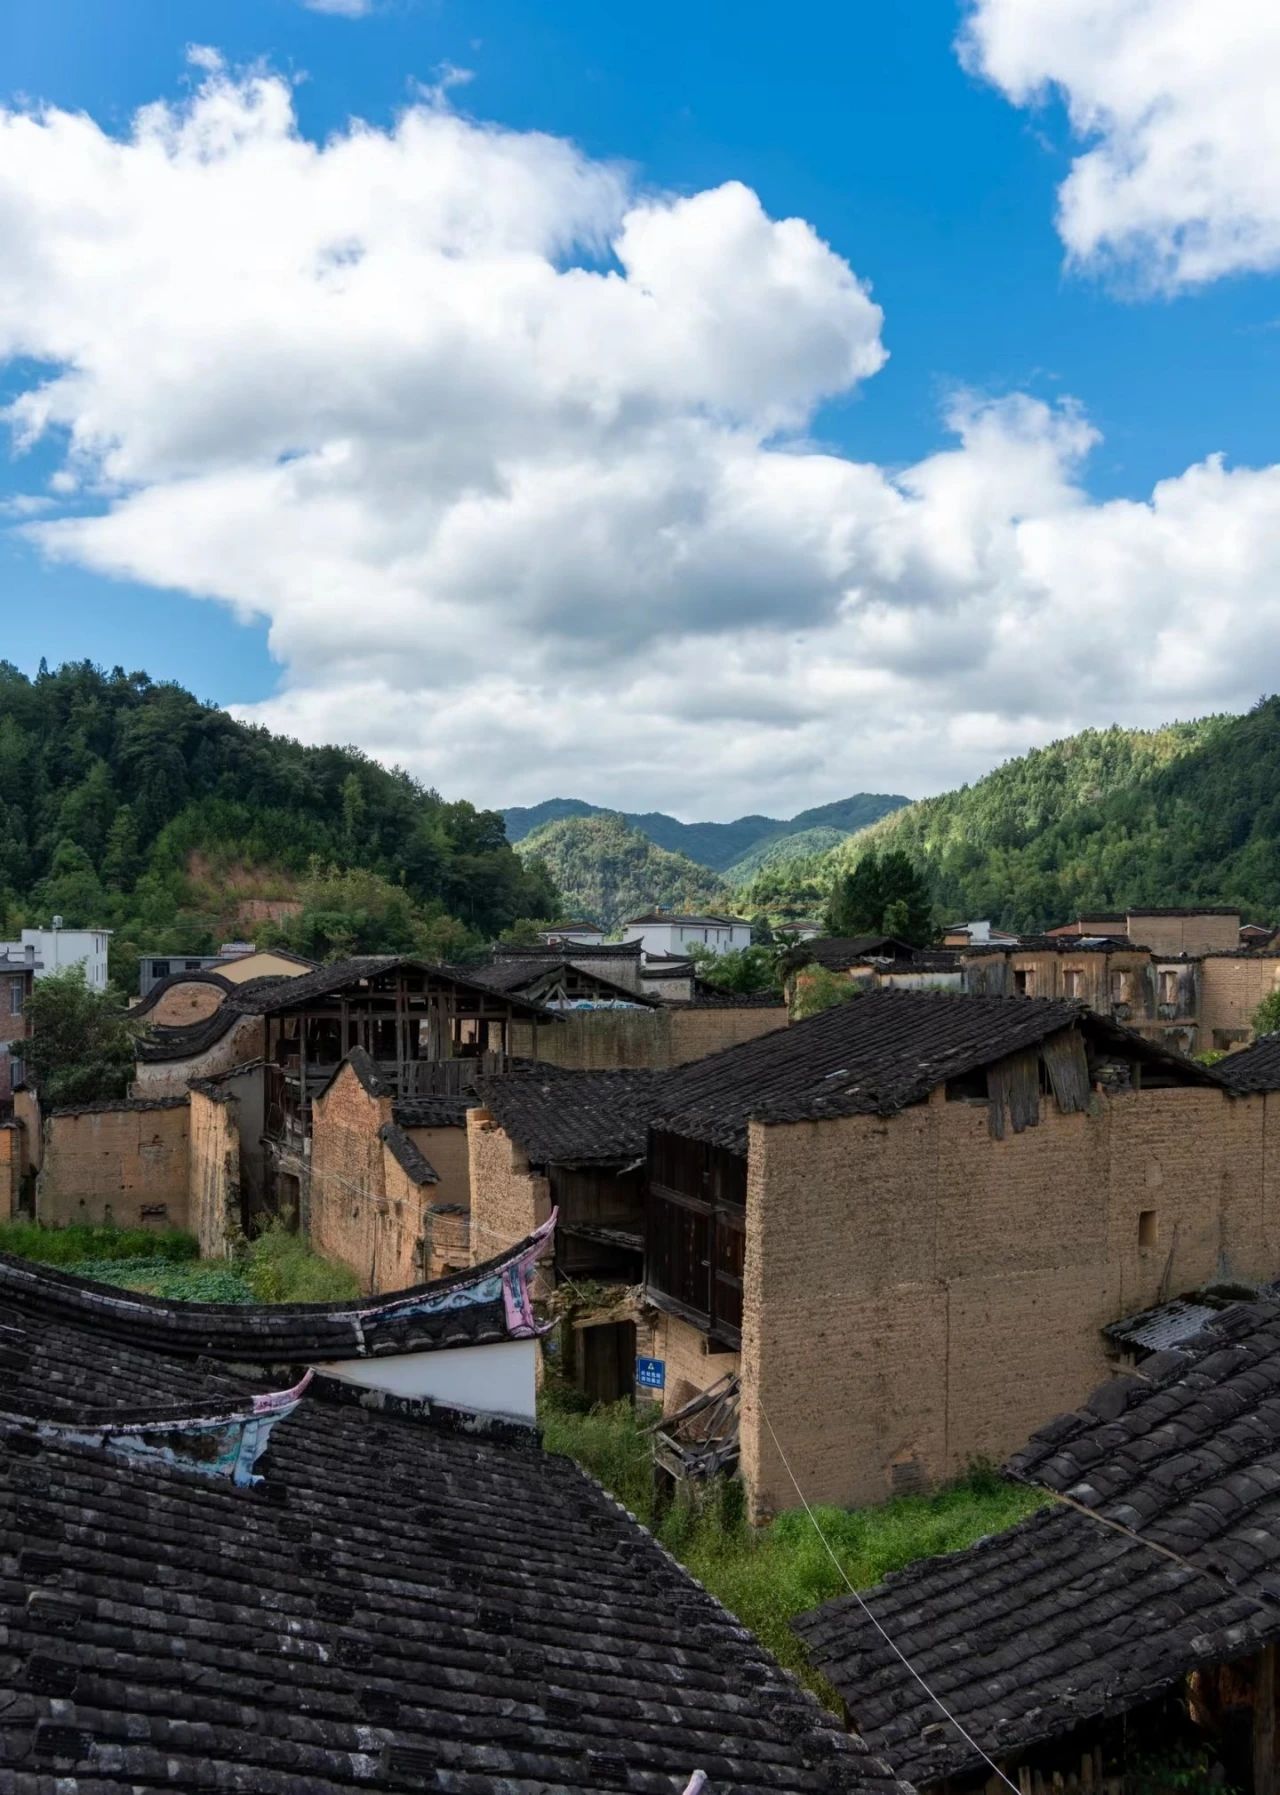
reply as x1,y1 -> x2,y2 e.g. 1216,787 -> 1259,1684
478,1063 -> 669,1165
961,934 -> 1140,956
225,956 -> 557,1020
654,991 -> 1216,1153
465,957 -> 655,1005
1215,1032 -> 1280,1094
393,1094 -> 476,1129
0,1253 -> 894,1793
784,936 -> 917,970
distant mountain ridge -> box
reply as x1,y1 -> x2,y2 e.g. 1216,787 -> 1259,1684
514,813 -> 730,930
502,792 -> 909,873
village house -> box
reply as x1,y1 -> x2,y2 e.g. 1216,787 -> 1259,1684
797,1294 -> 1280,1795
135,943 -> 315,999
0,942 -> 36,1109
635,990 -> 1280,1521
538,918 -> 606,946
0,921 -> 110,990
940,919 -> 1020,948
622,907 -> 753,957
469,1062 -> 665,1402
0,1228 -> 887,1795
782,936 -> 964,999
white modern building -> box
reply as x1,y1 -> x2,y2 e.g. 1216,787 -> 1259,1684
622,909 -> 752,958
539,921 -> 606,947
0,921 -> 112,991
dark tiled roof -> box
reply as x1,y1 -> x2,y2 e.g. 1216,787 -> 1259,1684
47,1094 -> 190,1117
315,1043 -> 390,1102
1008,1299 -> 1280,1587
961,935 -> 1139,956
795,1502 -> 1273,1785
479,1064 -> 668,1164
393,1094 -> 476,1129
466,958 -> 654,1005
654,992 -> 1134,1153
626,910 -> 748,927
134,1002 -> 251,1063
683,983 -> 787,1009
491,939 -> 644,961
0,1300 -> 897,1795
226,956 -> 557,1021
379,1121 -> 439,1186
0,1226 -> 554,1364
1216,1033 -> 1280,1093
130,968 -> 235,1017
788,936 -> 915,969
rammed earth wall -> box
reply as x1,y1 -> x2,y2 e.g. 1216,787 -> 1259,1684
735,1083 -> 1280,1520
509,1004 -> 786,1070
37,1099 -> 190,1230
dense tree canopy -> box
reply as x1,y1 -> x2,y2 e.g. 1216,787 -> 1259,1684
825,849 -> 934,944
0,661 -> 558,978
515,812 -> 730,931
23,965 -> 139,1107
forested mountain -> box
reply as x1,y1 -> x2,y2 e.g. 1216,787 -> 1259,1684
749,701 -> 1280,932
516,813 -> 730,929
722,826 -> 853,885
502,791 -> 909,871
0,661 -> 558,984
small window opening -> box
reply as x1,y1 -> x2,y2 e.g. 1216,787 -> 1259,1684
1138,1209 -> 1158,1249
1014,970 -> 1031,996
1063,969 -> 1082,999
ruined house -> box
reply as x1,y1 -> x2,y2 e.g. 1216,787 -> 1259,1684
469,1063 -> 666,1402
0,943 -> 36,1109
797,1295 -> 1280,1795
639,990 -> 1280,1520
0,1228 -> 886,1795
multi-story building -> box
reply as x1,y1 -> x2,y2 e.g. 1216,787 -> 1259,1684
0,921 -> 110,990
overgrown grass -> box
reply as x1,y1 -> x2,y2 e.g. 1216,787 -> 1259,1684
0,1219 -> 199,1265
540,1388 -> 1047,1688
243,1219 -> 362,1304
0,1217 -> 359,1305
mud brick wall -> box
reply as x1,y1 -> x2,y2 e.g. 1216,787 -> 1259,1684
1201,956 -> 1280,1048
737,1083 -> 1276,1521
145,981 -> 227,1028
188,1086 -> 243,1259
38,1099 -> 190,1230
308,1059 -> 396,1293
133,1015 -> 266,1097
510,1004 -> 786,1071
466,1110 -> 552,1294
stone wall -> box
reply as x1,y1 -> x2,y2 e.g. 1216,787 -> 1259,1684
1201,955 -> 1280,1049
188,1086 -> 243,1259
466,1110 -> 552,1290
133,1015 -> 266,1097
38,1098 -> 190,1230
735,1083 -> 1280,1520
509,1003 -> 786,1071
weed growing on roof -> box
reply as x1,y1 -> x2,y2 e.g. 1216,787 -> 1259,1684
539,1389 -> 1046,1693
0,1220 -> 199,1265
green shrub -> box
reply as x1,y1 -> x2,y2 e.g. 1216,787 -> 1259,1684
245,1219 -> 362,1304
67,1257 -> 253,1302
0,1220 -> 199,1266
539,1392 -> 1045,1695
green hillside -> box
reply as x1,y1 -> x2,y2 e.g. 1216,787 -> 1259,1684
0,660 -> 558,983
772,702 -> 1280,932
502,792 -> 909,872
723,826 -> 854,885
516,812 -> 730,930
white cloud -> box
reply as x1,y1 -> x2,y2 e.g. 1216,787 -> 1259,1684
301,0 -> 374,17
961,0 -> 1280,289
2,57 -> 1279,816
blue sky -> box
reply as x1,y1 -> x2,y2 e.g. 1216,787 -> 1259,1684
0,0 -> 1277,813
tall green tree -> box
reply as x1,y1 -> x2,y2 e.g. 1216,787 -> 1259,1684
24,965 -> 140,1107
825,849 -> 933,945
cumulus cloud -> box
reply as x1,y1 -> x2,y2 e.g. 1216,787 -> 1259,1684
2,55 -> 1279,815
301,0 -> 373,17
961,0 -> 1280,289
